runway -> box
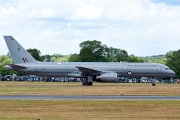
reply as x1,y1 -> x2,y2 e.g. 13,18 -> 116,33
0,95 -> 180,100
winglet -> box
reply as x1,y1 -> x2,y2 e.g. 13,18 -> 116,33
4,36 -> 37,64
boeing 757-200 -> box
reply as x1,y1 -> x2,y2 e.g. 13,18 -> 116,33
4,36 -> 175,85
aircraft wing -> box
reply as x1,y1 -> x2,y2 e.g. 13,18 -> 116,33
6,64 -> 27,69
76,66 -> 102,75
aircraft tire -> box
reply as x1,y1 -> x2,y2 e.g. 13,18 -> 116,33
82,82 -> 86,86
82,81 -> 93,86
88,81 -> 93,86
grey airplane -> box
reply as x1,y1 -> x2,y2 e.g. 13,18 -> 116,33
4,36 -> 175,85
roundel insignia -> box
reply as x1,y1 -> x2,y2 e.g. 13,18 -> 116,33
127,71 -> 132,75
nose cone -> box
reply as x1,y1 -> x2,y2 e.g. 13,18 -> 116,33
171,70 -> 175,77
172,71 -> 175,76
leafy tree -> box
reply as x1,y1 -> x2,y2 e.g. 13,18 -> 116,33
79,40 -> 107,62
51,54 -> 64,58
166,49 -> 180,76
68,54 -> 80,62
27,48 -> 44,61
128,54 -> 144,62
165,51 -> 174,58
79,40 -> 129,62
50,55 -> 69,62
139,55 -> 166,64
116,49 -> 128,62
44,54 -> 51,62
108,48 -> 128,62
49,54 -> 69,62
0,55 -> 16,76
40,55 -> 46,62
106,47 -> 118,62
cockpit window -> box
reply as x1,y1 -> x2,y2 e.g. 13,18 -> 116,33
165,67 -> 170,70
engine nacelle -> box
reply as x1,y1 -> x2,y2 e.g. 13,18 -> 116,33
94,73 -> 118,82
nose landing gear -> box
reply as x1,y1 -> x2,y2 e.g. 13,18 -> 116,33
152,79 -> 156,86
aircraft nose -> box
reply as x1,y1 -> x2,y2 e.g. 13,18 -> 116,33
171,70 -> 175,76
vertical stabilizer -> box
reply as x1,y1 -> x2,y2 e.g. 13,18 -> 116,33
4,36 -> 37,64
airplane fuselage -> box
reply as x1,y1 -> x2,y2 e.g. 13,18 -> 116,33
8,62 -> 175,80
4,36 -> 175,85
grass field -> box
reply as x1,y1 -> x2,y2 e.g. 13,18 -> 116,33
0,82 -> 179,120
0,82 -> 179,96
0,100 -> 180,120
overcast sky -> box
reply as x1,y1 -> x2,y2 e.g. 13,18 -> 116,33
0,0 -> 180,56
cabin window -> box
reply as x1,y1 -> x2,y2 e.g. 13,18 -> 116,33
165,67 -> 170,70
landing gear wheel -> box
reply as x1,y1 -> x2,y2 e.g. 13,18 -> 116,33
82,76 -> 93,86
88,81 -> 93,86
152,83 -> 156,86
82,81 -> 93,86
82,82 -> 86,86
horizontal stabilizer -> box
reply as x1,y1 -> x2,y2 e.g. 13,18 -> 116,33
7,64 -> 27,69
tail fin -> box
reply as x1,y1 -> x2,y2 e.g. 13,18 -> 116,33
4,36 -> 37,64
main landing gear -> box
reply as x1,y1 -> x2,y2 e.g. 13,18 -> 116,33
82,76 -> 93,86
82,81 -> 93,86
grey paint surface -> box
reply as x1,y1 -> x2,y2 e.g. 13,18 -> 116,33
3,36 -> 175,83
0,95 -> 179,100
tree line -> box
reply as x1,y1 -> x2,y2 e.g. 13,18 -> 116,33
0,40 -> 179,78
26,40 -> 143,63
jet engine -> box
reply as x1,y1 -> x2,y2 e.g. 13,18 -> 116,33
93,73 -> 118,82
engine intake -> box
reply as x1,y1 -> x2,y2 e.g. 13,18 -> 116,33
94,73 -> 117,82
